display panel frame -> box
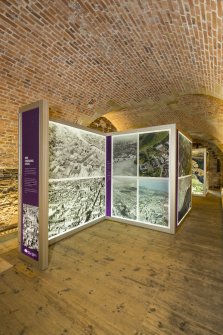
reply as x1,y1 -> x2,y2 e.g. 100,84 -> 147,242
48,119 -> 106,245
106,124 -> 177,234
18,100 -> 49,270
192,148 -> 207,197
177,130 -> 192,227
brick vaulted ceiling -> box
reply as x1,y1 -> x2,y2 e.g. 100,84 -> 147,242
1,0 -> 223,155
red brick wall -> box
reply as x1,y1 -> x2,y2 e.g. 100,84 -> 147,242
0,106 -> 18,167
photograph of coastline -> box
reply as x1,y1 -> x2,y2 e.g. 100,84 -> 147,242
178,133 -> 192,177
48,178 -> 105,238
113,134 -> 137,176
112,178 -> 137,220
139,179 -> 169,226
49,122 -> 105,179
139,131 -> 169,177
23,204 -> 39,251
178,176 -> 192,224
192,150 -> 205,195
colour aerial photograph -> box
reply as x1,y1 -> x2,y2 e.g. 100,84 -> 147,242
192,152 -> 205,194
178,176 -> 192,224
139,179 -> 169,226
112,178 -> 137,220
178,133 -> 192,177
48,178 -> 105,238
139,131 -> 169,177
49,122 -> 105,179
113,134 -> 137,176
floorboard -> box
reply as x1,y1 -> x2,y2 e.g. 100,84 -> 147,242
0,193 -> 223,335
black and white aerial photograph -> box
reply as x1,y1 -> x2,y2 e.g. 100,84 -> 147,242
139,179 -> 169,226
48,177 -> 105,238
113,134 -> 137,176
178,132 -> 192,177
49,122 -> 105,179
139,131 -> 169,177
112,178 -> 137,220
178,176 -> 192,224
22,204 -> 39,250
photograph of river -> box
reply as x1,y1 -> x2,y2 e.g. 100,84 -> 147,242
113,134 -> 137,176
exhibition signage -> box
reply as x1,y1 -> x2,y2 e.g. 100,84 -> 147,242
21,108 -> 39,260
106,136 -> 112,217
19,100 -> 49,270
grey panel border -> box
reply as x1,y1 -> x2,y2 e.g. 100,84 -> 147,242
49,216 -> 106,245
106,216 -> 171,234
49,118 -> 105,137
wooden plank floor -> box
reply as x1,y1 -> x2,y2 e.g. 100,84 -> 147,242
0,193 -> 223,335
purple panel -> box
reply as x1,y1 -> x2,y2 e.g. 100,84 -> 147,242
21,108 -> 39,260
106,136 -> 112,216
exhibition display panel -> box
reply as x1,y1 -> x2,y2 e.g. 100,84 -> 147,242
107,125 -> 177,234
177,132 -> 192,226
192,148 -> 207,196
19,101 -> 192,269
48,121 -> 106,243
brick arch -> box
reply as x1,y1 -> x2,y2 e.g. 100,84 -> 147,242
103,93 -> 223,153
1,0 -> 223,167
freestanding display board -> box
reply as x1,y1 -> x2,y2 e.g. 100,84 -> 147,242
18,100 -> 193,269
106,124 -> 177,234
48,121 -> 106,244
177,131 -> 192,226
192,148 -> 207,196
18,100 -> 49,270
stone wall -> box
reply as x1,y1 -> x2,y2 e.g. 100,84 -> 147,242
0,168 -> 18,232
208,156 -> 221,189
89,116 -> 117,133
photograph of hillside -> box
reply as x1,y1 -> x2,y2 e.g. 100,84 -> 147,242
192,151 -> 205,195
178,133 -> 192,177
139,131 -> 169,177
139,179 -> 169,226
112,178 -> 137,220
178,176 -> 192,224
